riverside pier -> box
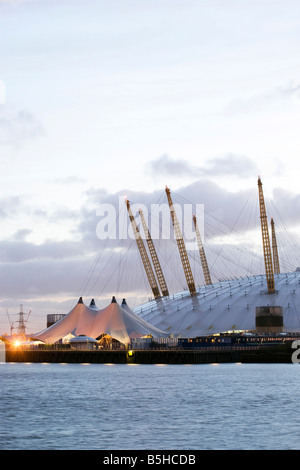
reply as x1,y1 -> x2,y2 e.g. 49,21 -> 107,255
4,340 -> 296,364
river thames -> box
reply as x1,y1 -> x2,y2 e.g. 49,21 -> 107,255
0,362 -> 299,450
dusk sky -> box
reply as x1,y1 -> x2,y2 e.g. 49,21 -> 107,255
1,0 -> 300,333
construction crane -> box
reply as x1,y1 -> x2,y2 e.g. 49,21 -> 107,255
165,186 -> 196,296
271,217 -> 280,274
126,199 -> 161,299
193,214 -> 212,285
139,208 -> 169,297
258,176 -> 275,294
6,308 -> 14,336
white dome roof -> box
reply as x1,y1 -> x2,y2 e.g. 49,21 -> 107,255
134,271 -> 300,336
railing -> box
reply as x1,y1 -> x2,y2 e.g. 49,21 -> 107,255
6,343 -> 263,353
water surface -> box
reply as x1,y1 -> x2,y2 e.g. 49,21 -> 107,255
0,362 -> 299,450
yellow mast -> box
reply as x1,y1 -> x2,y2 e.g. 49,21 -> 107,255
193,214 -> 212,285
126,199 -> 161,299
139,208 -> 169,297
271,217 -> 280,274
258,176 -> 275,293
165,186 -> 196,295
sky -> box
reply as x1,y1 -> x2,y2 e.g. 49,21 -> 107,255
1,0 -> 300,334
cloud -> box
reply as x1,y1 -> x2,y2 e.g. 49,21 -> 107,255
271,188 -> 300,224
12,229 -> 32,241
279,82 -> 300,101
0,108 -> 44,148
145,154 -> 198,177
0,239 -> 83,263
145,153 -> 258,179
198,154 -> 258,177
223,82 -> 300,116
0,195 -> 21,218
0,0 -> 37,5
50,175 -> 87,185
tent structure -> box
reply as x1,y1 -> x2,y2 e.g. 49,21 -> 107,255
33,296 -> 168,345
68,335 -> 98,350
33,297 -> 97,344
33,271 -> 300,345
135,271 -> 300,336
88,297 -> 169,345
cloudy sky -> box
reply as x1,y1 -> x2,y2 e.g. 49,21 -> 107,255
1,0 -> 300,334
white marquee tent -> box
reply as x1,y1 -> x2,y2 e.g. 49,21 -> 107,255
33,296 -> 168,345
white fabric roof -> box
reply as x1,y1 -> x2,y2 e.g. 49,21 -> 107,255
134,271 -> 300,336
34,297 -> 97,344
33,271 -> 300,345
33,296 -> 168,345
89,298 -> 169,345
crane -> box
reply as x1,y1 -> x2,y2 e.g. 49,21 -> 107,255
193,214 -> 212,285
271,217 -> 280,274
6,308 -> 14,336
126,199 -> 161,299
165,186 -> 196,295
258,176 -> 275,294
139,208 -> 169,297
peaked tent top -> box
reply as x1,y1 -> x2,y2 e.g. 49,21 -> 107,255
33,297 -> 168,345
89,300 -> 168,345
33,298 -> 98,344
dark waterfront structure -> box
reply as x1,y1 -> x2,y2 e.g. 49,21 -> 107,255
4,334 -> 298,364
4,345 -> 294,364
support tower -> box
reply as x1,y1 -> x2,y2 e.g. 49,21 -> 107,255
258,176 -> 275,294
126,199 -> 161,299
193,214 -> 212,285
165,186 -> 196,295
139,209 -> 169,297
271,217 -> 280,274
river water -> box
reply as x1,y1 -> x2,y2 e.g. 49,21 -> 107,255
0,362 -> 299,450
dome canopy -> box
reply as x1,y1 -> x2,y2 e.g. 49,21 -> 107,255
134,271 -> 300,336
33,271 -> 300,345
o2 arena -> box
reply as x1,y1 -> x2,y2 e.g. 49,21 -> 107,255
132,179 -> 300,338
33,176 -> 300,347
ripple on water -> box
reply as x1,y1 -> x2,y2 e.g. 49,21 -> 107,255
0,363 -> 300,450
